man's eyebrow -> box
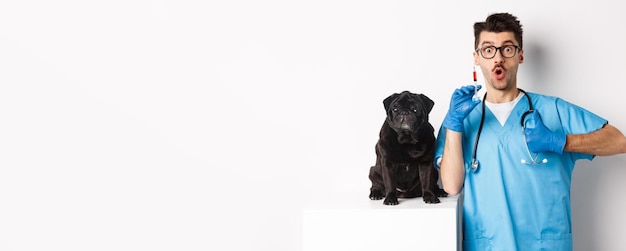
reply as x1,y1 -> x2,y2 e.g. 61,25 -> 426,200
480,40 -> 516,47
501,40 -> 516,45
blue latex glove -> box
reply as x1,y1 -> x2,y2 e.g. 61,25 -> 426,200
442,85 -> 482,132
524,111 -> 566,154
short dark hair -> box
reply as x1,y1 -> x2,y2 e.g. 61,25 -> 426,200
473,13 -> 523,49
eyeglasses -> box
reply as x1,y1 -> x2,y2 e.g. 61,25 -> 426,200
475,44 -> 521,59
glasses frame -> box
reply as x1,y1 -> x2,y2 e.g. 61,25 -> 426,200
475,44 -> 521,59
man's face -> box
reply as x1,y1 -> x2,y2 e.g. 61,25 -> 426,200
473,31 -> 524,92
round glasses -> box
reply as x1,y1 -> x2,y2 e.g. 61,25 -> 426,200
475,45 -> 521,59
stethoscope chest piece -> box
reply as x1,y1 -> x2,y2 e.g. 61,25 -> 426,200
471,159 -> 479,173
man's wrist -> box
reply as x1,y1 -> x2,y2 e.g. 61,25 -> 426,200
443,116 -> 463,132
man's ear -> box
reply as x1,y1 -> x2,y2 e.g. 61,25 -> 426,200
473,51 -> 480,65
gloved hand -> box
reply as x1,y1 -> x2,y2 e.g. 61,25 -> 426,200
442,85 -> 482,132
524,111 -> 566,154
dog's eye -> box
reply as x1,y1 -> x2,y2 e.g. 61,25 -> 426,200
393,108 -> 398,112
413,109 -> 418,113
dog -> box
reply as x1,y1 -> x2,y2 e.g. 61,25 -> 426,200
368,91 -> 446,205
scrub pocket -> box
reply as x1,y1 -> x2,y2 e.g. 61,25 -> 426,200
540,233 -> 572,251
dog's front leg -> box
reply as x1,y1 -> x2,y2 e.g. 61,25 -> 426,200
418,161 -> 441,204
381,160 -> 399,205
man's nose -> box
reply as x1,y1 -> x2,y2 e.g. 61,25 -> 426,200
493,49 -> 504,63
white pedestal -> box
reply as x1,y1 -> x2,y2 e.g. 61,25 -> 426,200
302,194 -> 460,251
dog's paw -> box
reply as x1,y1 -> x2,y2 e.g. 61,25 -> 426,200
369,190 -> 384,200
423,194 -> 441,204
383,194 -> 399,205
436,188 -> 448,198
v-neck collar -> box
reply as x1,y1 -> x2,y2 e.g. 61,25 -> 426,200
484,92 -> 525,126
483,93 -> 531,133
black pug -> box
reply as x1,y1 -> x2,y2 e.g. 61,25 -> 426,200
368,91 -> 446,205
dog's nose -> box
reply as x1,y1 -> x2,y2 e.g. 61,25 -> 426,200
400,110 -> 409,115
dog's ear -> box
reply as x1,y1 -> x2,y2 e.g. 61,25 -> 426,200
383,93 -> 399,112
418,94 -> 434,113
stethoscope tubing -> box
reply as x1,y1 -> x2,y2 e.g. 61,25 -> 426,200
470,88 -> 540,172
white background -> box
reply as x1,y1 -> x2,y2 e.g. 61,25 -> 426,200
1,1 -> 625,250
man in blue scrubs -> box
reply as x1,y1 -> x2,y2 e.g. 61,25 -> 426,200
435,13 -> 626,250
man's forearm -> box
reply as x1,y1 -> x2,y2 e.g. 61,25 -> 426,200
440,129 -> 466,195
564,124 -> 626,156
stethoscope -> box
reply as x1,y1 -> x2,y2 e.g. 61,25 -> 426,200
470,88 -> 547,173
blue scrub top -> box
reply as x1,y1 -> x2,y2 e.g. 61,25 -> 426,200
435,92 -> 607,251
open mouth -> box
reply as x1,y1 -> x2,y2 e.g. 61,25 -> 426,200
494,67 -> 505,80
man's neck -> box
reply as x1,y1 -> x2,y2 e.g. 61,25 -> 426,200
485,87 -> 520,104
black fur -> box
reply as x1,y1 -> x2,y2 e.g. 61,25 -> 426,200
369,91 -> 447,205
